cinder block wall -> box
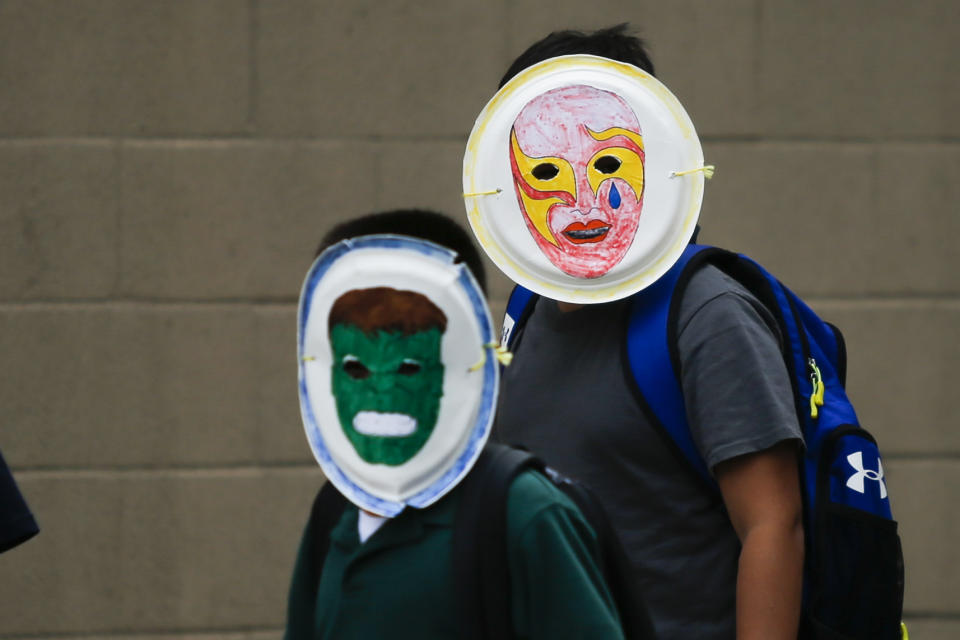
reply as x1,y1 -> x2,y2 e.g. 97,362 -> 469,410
1,2 -> 956,638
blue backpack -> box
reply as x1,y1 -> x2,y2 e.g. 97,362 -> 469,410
503,244 -> 905,640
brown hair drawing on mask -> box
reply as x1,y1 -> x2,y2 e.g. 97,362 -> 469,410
328,287 -> 448,336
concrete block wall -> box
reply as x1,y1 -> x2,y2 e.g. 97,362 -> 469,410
0,1 -> 955,638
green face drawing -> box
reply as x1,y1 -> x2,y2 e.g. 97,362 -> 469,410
330,324 -> 445,466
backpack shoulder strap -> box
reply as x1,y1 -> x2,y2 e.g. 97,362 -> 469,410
542,468 -> 657,640
454,445 -> 657,640
502,284 -> 538,350
453,443 -> 541,640
624,244 -> 736,490
627,245 -> 860,490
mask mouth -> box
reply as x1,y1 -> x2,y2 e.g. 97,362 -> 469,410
562,220 -> 610,244
352,411 -> 418,437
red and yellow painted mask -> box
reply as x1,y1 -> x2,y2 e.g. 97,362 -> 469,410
509,85 -> 645,279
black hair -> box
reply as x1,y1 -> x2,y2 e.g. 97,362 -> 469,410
499,23 -> 655,89
316,209 -> 488,293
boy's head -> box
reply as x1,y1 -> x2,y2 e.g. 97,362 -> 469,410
498,26 -> 653,279
463,23 -> 704,302
317,209 -> 487,293
299,234 -> 498,516
499,23 -> 655,89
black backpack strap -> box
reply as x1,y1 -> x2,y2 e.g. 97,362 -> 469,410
543,468 -> 657,640
453,443 -> 540,640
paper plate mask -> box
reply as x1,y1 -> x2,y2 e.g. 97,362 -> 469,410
463,55 -> 708,303
298,235 -> 497,517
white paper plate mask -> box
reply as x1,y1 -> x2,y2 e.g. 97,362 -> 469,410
298,236 -> 497,517
463,55 -> 708,304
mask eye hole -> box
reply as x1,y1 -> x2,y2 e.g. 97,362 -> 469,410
531,163 -> 560,180
593,155 -> 622,174
397,359 -> 421,376
342,356 -> 370,380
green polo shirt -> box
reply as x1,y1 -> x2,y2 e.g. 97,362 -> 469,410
285,470 -> 625,640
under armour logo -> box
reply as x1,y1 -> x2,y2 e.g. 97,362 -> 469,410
846,451 -> 887,499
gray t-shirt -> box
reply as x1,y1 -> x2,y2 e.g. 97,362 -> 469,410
494,264 -> 802,639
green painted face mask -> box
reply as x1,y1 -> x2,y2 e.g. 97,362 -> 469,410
330,324 -> 445,466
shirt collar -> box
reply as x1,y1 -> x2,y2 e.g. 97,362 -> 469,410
328,486 -> 460,556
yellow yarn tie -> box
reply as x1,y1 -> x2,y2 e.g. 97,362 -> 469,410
669,165 -> 715,180
463,188 -> 503,197
468,343 -> 513,371
492,344 -> 513,367
302,355 -> 316,362
900,622 -> 909,640
809,359 -> 825,419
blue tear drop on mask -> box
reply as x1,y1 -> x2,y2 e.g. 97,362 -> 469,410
609,183 -> 621,209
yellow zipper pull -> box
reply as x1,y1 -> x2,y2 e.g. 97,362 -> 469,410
809,358 -> 825,419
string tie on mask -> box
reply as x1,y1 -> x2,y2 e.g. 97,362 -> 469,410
468,343 -> 513,371
463,188 -> 503,197
302,356 -> 317,362
669,164 -> 715,180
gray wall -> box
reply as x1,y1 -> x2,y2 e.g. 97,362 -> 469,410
1,1 -> 956,638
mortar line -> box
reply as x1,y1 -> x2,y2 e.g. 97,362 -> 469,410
901,611 -> 960,621
0,298 -> 299,309
13,461 -> 323,478
0,134 -> 958,145
1,294 -> 958,309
